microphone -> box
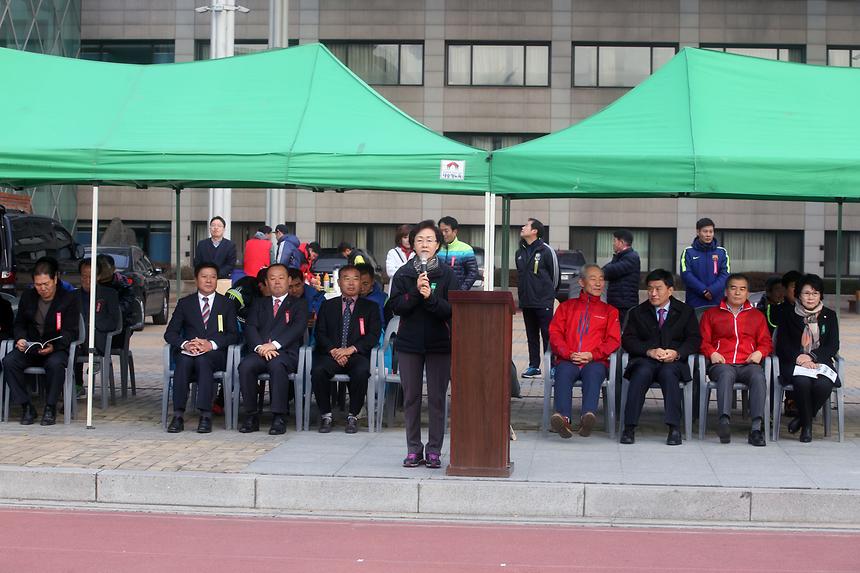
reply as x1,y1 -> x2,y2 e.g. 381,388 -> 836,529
419,256 -> 428,275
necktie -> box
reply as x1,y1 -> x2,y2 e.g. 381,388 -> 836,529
273,297 -> 281,317
658,308 -> 666,328
341,298 -> 352,347
201,296 -> 210,327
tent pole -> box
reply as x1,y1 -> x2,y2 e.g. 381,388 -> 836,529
483,192 -> 491,291
175,188 -> 182,302
500,195 -> 510,289
85,185 -> 99,429
836,198 -> 843,320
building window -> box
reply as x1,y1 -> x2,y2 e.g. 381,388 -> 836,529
717,230 -> 803,274
80,41 -> 175,64
324,42 -> 423,85
195,39 -> 278,60
572,44 -> 677,87
571,227 -> 675,273
447,43 -> 549,87
700,45 -> 805,63
824,231 -> 860,277
76,220 -> 173,264
827,47 -> 860,68
444,132 -> 544,151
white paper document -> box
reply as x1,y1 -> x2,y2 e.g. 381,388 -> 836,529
793,363 -> 837,382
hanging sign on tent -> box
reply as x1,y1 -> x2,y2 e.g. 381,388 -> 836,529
440,160 -> 466,181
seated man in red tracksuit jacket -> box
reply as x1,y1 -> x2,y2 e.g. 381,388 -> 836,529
548,264 -> 621,439
700,273 -> 773,447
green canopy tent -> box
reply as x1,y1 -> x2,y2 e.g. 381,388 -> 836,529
491,48 -> 860,296
0,43 -> 490,427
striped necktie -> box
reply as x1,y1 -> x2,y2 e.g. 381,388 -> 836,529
658,308 -> 666,328
341,299 -> 352,347
273,297 -> 281,317
201,296 -> 210,327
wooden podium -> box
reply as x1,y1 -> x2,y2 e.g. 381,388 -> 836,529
446,291 -> 515,477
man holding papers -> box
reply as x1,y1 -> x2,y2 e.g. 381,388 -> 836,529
164,262 -> 237,433
774,274 -> 839,443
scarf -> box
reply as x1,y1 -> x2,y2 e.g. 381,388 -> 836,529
399,246 -> 414,261
412,254 -> 440,274
794,300 -> 823,354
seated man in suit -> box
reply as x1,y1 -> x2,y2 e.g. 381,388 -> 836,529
311,265 -> 382,433
3,257 -> 80,426
620,269 -> 701,445
74,257 -> 121,393
163,262 -> 238,433
700,273 -> 772,447
238,264 -> 309,435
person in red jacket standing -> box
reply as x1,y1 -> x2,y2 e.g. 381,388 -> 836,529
548,264 -> 621,439
700,273 -> 773,447
243,226 -> 273,278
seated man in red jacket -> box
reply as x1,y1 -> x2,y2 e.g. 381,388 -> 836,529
700,273 -> 773,447
548,264 -> 621,439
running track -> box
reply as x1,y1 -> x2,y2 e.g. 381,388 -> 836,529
0,508 -> 858,572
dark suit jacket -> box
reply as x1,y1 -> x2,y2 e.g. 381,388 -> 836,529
244,294 -> 309,359
621,296 -> 701,381
76,285 -> 121,354
14,286 -> 80,353
314,296 -> 382,358
194,238 -> 237,279
164,292 -> 238,352
0,296 -> 14,340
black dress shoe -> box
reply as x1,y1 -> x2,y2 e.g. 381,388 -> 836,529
196,417 -> 212,434
717,418 -> 731,444
40,405 -> 56,426
20,403 -> 36,426
748,429 -> 766,447
345,415 -> 358,434
620,427 -> 635,444
269,415 -> 287,435
800,426 -> 812,443
666,427 -> 682,446
167,416 -> 184,433
239,415 -> 260,433
318,417 -> 333,433
788,417 -> 802,434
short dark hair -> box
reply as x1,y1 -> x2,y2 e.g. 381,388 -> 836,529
79,258 -> 92,272
194,261 -> 219,277
33,256 -> 59,279
613,229 -> 633,246
286,268 -> 303,282
726,273 -> 750,287
645,268 -> 674,288
795,273 -> 825,300
258,267 -> 272,284
307,242 -> 321,255
267,263 -> 288,279
394,224 -> 412,246
209,216 -> 226,227
338,264 -> 360,278
408,220 -> 444,252
438,216 -> 459,230
528,218 -> 546,239
258,225 -> 272,235
781,270 -> 803,288
96,253 -> 115,268
696,217 -> 715,230
355,263 -> 374,278
275,224 -> 289,235
764,276 -> 782,292
337,241 -> 354,252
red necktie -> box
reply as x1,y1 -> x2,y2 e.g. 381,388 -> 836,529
273,298 -> 281,317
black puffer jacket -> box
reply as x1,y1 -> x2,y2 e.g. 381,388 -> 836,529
386,257 -> 459,354
515,239 -> 559,309
602,248 -> 641,311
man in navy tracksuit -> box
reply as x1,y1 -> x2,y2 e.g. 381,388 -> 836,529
680,218 -> 730,310
516,218 -> 559,378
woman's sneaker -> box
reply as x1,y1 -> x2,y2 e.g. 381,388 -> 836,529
402,452 -> 424,468
426,452 -> 442,469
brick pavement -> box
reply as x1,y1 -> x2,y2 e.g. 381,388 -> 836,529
0,304 -> 858,473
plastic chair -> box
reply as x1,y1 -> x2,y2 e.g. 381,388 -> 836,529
74,311 -> 122,413
617,352 -> 695,441
0,338 -> 14,422
161,342 -> 238,431
113,321 -> 143,398
2,316 -> 85,425
540,350 -> 617,439
697,354 -> 771,440
771,355 -> 845,442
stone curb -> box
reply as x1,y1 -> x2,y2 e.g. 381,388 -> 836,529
0,466 -> 859,525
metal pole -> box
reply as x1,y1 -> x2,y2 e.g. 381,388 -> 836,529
266,0 -> 288,229
85,185 -> 99,429
836,199 -> 843,320
175,188 -> 182,300
500,195 -> 511,289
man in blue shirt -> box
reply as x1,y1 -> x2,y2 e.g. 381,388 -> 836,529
680,217 -> 730,309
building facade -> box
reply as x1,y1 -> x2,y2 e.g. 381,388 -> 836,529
71,0 -> 860,278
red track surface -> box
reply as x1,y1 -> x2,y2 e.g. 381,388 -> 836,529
0,508 -> 858,572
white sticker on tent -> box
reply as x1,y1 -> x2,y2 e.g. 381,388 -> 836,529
440,160 -> 466,181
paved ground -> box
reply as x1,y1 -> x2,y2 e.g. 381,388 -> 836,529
0,299 -> 858,483
2,508 -> 859,572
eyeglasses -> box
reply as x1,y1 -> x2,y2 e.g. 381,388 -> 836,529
414,237 -> 437,244
799,290 -> 820,297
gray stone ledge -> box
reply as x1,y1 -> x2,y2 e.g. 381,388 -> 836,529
0,466 -> 96,502
585,484 -> 751,522
419,480 -> 585,518
256,475 -> 418,513
751,489 -> 860,524
97,470 -> 255,508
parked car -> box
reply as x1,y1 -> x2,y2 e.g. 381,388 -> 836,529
310,248 -> 383,280
555,249 -> 587,302
0,205 -> 85,295
85,245 -> 170,325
